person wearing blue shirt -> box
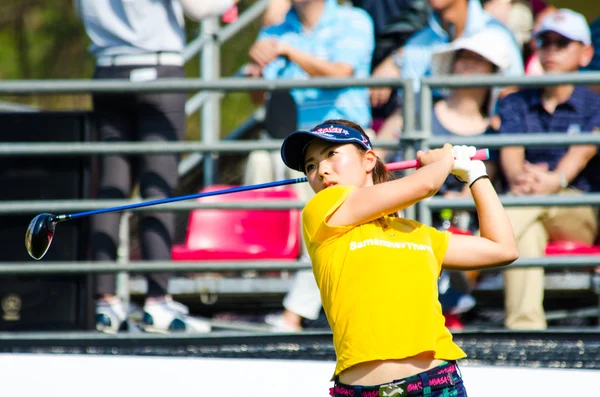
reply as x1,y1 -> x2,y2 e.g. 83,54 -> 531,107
244,0 -> 374,333
247,0 -> 374,130
497,9 -> 600,330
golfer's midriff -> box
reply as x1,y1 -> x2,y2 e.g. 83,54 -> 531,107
337,352 -> 446,386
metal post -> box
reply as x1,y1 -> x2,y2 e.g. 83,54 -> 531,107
200,17 -> 221,186
402,80 -> 416,135
116,212 -> 131,308
401,79 -> 417,220
418,83 -> 433,227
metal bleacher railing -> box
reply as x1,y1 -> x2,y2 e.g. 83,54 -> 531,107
1,1 -> 600,324
2,72 -> 600,319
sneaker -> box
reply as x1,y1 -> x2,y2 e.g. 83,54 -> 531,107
141,296 -> 211,334
96,297 -> 128,334
264,312 -> 302,332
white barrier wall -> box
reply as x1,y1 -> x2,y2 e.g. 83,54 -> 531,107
1,354 -> 596,397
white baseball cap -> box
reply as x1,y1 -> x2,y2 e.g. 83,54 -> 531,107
431,29 -> 511,76
534,8 -> 591,45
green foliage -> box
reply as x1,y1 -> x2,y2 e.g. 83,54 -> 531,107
0,0 -> 93,109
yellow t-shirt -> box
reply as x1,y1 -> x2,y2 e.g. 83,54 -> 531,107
302,186 -> 466,378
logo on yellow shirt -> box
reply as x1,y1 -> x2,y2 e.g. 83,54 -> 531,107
349,238 -> 434,254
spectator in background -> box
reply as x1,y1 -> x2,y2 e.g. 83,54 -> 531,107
376,30 -> 512,327
429,30 -> 513,328
374,0 -> 524,152
497,9 -> 599,330
261,0 -> 431,140
378,0 -> 523,92
244,0 -> 374,332
75,0 -> 237,334
245,0 -> 374,195
352,0 -> 430,134
247,0 -> 374,130
377,29 -> 514,162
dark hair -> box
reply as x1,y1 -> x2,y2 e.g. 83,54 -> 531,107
314,119 -> 399,217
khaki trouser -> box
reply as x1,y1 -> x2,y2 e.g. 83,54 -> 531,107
504,189 -> 598,330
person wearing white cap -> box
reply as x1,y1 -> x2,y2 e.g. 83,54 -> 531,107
426,29 -> 512,327
377,29 -> 511,167
372,0 -> 524,166
430,29 -> 512,118
497,8 -> 600,330
534,8 -> 592,47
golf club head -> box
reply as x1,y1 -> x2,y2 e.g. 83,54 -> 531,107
25,213 -> 57,260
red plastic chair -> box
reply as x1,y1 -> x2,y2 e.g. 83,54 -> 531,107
171,185 -> 301,261
447,225 -> 472,236
545,241 -> 600,256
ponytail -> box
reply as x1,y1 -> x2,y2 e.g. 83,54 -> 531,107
372,156 -> 397,185
372,157 -> 399,217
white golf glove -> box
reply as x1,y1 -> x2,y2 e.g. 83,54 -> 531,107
451,145 -> 488,187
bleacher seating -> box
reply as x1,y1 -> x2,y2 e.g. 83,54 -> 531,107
545,241 -> 600,256
171,185 -> 301,261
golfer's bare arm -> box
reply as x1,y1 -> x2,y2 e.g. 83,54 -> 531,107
328,155 -> 454,227
442,177 -> 518,270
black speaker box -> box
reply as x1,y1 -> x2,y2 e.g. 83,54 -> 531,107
0,112 -> 94,331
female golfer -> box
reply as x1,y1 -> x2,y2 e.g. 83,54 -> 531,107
280,119 -> 518,396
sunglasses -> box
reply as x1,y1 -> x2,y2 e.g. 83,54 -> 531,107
536,36 -> 575,50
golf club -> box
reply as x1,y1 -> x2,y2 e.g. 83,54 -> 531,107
25,148 -> 489,260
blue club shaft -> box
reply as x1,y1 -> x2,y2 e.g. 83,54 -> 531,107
56,177 -> 309,222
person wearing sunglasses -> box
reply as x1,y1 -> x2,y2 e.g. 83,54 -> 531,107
497,8 -> 600,330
